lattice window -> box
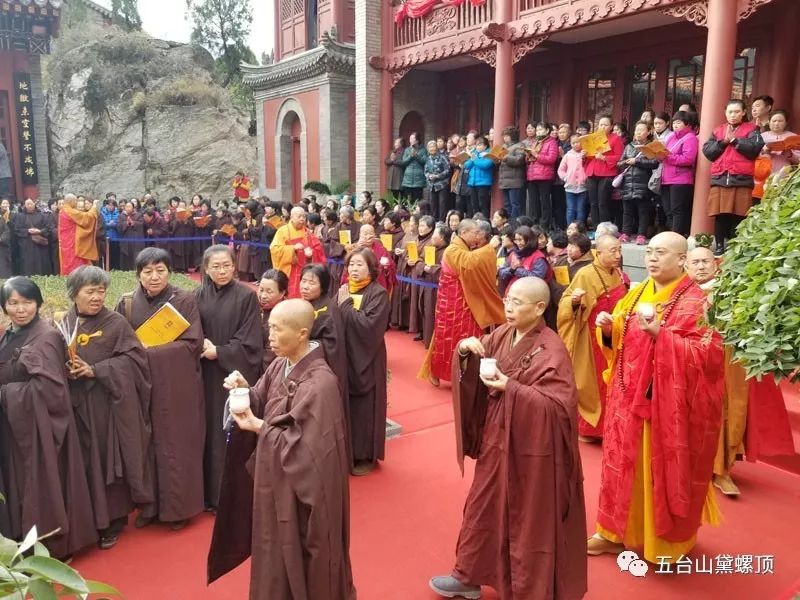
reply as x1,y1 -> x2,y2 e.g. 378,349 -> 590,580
732,48 -> 756,104
528,80 -> 551,124
624,63 -> 656,126
586,69 -> 616,125
666,56 -> 704,115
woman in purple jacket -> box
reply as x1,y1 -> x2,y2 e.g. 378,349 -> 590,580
524,121 -> 559,230
660,110 -> 699,237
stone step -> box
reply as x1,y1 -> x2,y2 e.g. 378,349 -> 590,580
621,243 -> 647,283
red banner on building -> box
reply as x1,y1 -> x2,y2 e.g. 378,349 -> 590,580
13,73 -> 38,185
395,0 -> 487,25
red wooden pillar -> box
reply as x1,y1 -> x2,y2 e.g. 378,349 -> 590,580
379,69 -> 392,194
491,0 -> 514,213
691,0 -> 738,235
768,2 -> 799,110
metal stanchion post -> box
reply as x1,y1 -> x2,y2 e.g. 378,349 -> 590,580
105,237 -> 111,272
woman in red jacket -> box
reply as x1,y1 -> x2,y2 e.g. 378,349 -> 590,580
585,115 -> 624,229
701,99 -> 764,255
524,122 -> 559,230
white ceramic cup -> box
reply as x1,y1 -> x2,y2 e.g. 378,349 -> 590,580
637,302 -> 655,321
480,358 -> 497,379
380,256 -> 389,266
228,388 -> 250,414
303,247 -> 313,258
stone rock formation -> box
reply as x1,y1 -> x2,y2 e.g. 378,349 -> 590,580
46,28 -> 258,202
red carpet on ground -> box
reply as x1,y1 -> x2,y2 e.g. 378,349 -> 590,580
71,330 -> 800,599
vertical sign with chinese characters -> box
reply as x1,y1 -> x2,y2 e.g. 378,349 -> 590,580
13,73 -> 38,185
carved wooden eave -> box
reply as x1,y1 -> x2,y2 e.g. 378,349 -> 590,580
383,32 -> 493,71
512,34 -> 549,65
242,32 -> 355,91
661,0 -> 775,27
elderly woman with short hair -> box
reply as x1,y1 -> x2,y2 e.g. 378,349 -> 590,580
0,276 -> 97,558
64,265 -> 154,550
115,247 -> 205,530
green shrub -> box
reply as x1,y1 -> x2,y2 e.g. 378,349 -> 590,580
708,168 -> 800,381
147,78 -> 225,108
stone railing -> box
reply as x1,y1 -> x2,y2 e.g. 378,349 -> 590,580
393,0 -> 494,50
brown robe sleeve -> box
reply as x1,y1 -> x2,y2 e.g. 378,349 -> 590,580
215,285 -> 264,384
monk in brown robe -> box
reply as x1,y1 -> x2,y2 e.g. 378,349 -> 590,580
0,277 -> 97,559
257,269 -> 289,372
389,215 -> 418,329
408,215 -> 436,339
337,248 -> 391,475
686,246 -> 795,497
207,299 -> 356,600
116,248 -> 205,529
197,245 -> 264,508
64,266 -> 154,549
430,277 -> 587,600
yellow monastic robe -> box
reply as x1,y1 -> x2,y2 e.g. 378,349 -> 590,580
596,278 -> 721,563
557,261 -> 624,427
269,223 -> 306,277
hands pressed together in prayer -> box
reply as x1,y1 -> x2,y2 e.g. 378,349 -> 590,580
67,356 -> 95,379
224,370 -> 263,433
201,338 -> 217,360
458,337 -> 509,391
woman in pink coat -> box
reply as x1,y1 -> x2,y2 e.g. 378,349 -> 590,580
661,110 -> 699,237
524,121 -> 559,230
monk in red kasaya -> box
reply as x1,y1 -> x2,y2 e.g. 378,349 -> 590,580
270,207 -> 326,298
59,194 -> 99,275
685,246 -> 795,497
430,277 -> 587,600
419,219 -> 505,387
588,232 -> 725,563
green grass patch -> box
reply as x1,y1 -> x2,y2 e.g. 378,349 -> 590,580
0,271 -> 198,327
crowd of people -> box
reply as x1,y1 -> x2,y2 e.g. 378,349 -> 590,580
385,95 -> 798,256
0,99 -> 797,600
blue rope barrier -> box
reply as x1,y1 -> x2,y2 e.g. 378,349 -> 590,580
396,274 -> 439,290
108,236 -> 212,243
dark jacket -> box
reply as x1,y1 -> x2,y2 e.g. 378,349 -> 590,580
424,151 -> 452,192
399,145 -> 428,189
498,144 -> 527,190
616,142 -> 659,200
385,149 -> 404,191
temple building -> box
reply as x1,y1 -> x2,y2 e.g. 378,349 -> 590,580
249,0 -> 797,233
0,0 -> 62,202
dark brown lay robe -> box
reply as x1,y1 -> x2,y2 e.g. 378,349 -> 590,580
408,229 -> 434,335
66,306 -> 154,532
451,321 -> 587,600
389,232 -> 417,329
115,284 -> 206,522
197,279 -> 263,507
421,245 -> 444,348
326,221 -> 361,297
337,281 -> 390,464
168,215 -> 195,272
207,344 -> 356,600
0,317 -> 97,558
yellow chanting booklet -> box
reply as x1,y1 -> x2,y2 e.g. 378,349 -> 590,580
380,233 -> 393,251
406,241 -> 419,262
135,302 -> 191,348
339,230 -> 352,245
553,266 -> 571,286
424,245 -> 436,267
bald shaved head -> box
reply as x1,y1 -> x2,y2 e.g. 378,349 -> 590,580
272,298 -> 314,332
595,234 -> 619,251
595,234 -> 622,269
358,224 -> 376,243
289,206 -> 307,229
268,299 -> 314,360
509,276 -> 551,305
686,247 -> 718,285
457,219 -> 478,234
646,232 -> 689,285
457,219 -> 482,249
505,277 -> 550,333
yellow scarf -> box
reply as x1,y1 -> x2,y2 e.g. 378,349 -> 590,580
349,277 -> 371,294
